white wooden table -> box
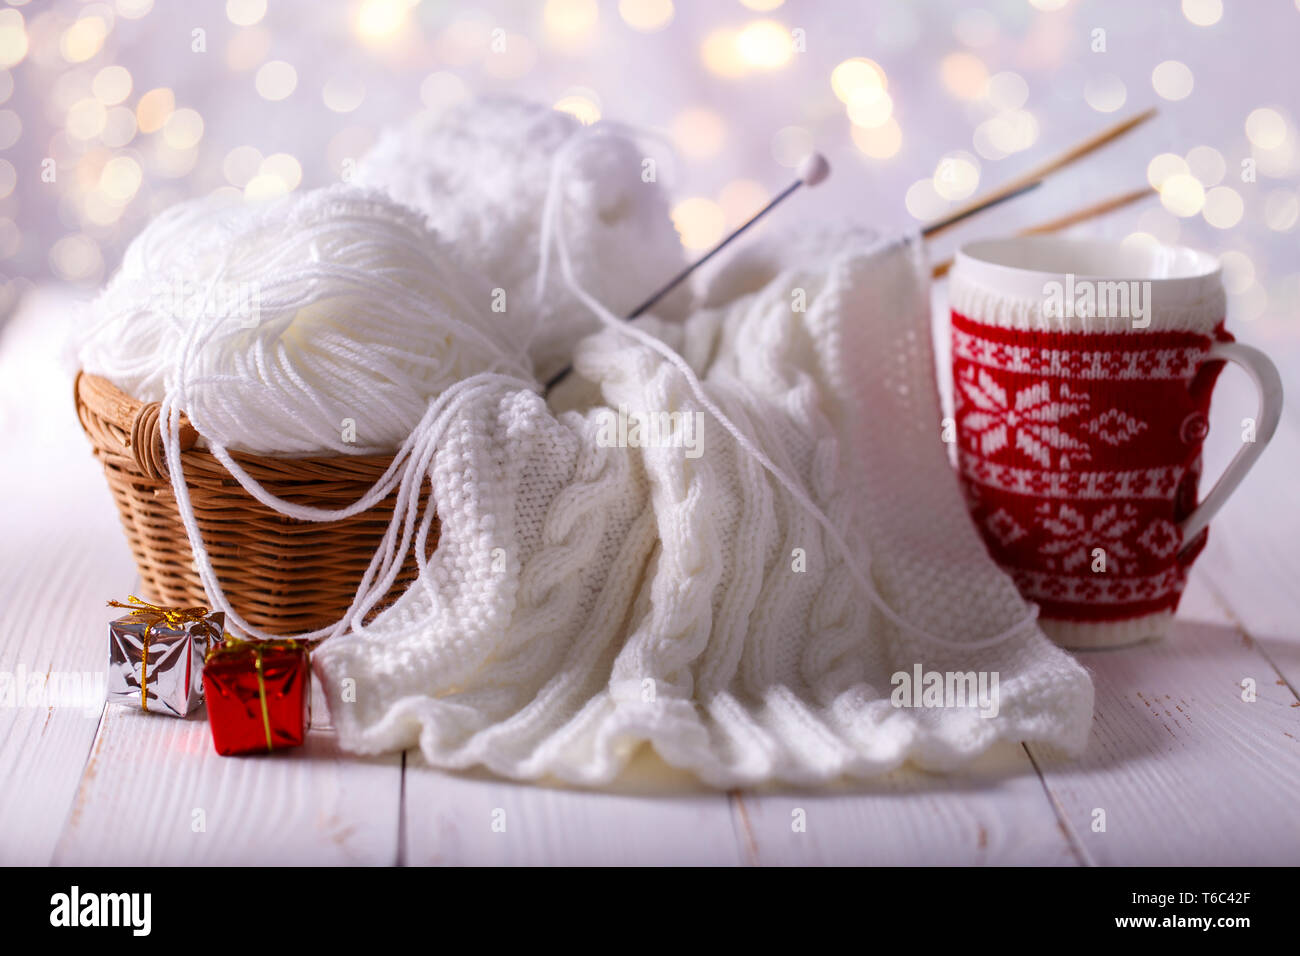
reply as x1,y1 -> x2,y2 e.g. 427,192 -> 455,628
3,287 -> 1297,866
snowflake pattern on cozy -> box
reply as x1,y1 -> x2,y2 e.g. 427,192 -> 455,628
951,310 -> 1230,624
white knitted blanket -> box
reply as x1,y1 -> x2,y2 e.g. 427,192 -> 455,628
313,228 -> 1094,787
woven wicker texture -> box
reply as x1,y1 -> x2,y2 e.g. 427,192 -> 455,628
75,371 -> 435,635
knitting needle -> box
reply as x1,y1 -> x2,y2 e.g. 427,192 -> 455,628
922,107 -> 1157,240
543,153 -> 831,393
929,185 -> 1155,278
920,180 -> 1042,237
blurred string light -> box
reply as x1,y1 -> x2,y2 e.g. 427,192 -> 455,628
831,57 -> 886,102
719,179 -> 767,227
223,145 -> 263,188
671,108 -> 725,160
1245,107 -> 1297,181
255,60 -> 297,101
1147,152 -> 1189,188
163,108 -> 203,149
851,119 -> 901,159
702,19 -> 792,76
92,65 -> 132,104
1185,145 -> 1225,185
973,110 -> 1038,160
940,52 -> 987,100
322,77 -> 366,113
49,233 -> 103,282
226,0 -> 267,27
1151,60 -> 1193,101
738,0 -> 784,10
544,0 -> 599,52
61,12 -> 108,64
115,0 -> 153,19
833,58 -> 901,160
0,9 -> 28,68
905,178 -> 947,220
770,125 -> 811,167
618,0 -> 673,33
671,197 -> 724,250
99,155 -> 141,203
151,136 -> 198,178
932,151 -> 980,201
986,71 -> 1028,110
0,109 -> 20,150
1219,250 -> 1254,294
1159,173 -> 1205,217
735,20 -> 791,69
1202,185 -> 1243,228
1264,189 -> 1299,231
553,88 -> 601,125
847,87 -> 892,129
0,158 -> 14,199
245,152 -> 302,200
1181,0 -> 1223,27
0,69 -> 12,104
1245,107 -> 1286,150
225,26 -> 270,71
67,97 -> 107,140
1083,73 -> 1126,112
420,71 -> 467,111
135,87 -> 173,133
355,0 -> 418,45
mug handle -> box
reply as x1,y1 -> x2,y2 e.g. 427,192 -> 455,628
1178,341 -> 1284,547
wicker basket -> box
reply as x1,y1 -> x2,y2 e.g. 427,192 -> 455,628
74,371 -> 436,635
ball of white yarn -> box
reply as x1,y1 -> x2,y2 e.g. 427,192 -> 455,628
355,97 -> 690,382
80,185 -> 531,455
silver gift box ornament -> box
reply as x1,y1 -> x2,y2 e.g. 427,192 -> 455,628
107,599 -> 224,717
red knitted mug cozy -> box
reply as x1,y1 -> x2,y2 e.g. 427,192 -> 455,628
949,274 -> 1231,647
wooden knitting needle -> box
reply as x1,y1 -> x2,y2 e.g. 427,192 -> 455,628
921,180 -> 1042,237
543,152 -> 832,393
929,185 -> 1156,278
922,107 -> 1157,240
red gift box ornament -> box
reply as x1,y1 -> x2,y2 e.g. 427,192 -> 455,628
202,637 -> 311,756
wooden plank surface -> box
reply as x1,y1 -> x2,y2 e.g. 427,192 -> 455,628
731,742 -> 1079,866
53,712 -> 402,865
0,291 -> 136,864
1027,572 -> 1300,866
401,750 -> 746,866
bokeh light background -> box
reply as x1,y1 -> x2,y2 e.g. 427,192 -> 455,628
0,0 -> 1297,347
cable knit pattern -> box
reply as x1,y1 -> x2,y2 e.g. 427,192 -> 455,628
313,229 -> 1094,786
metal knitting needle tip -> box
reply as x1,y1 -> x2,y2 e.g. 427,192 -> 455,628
544,153 -> 831,394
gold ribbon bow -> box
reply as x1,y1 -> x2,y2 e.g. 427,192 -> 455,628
108,596 -> 222,712
206,638 -> 310,752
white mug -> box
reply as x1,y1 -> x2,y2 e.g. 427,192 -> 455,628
948,236 -> 1283,649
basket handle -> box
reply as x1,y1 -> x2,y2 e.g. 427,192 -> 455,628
75,372 -> 199,480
